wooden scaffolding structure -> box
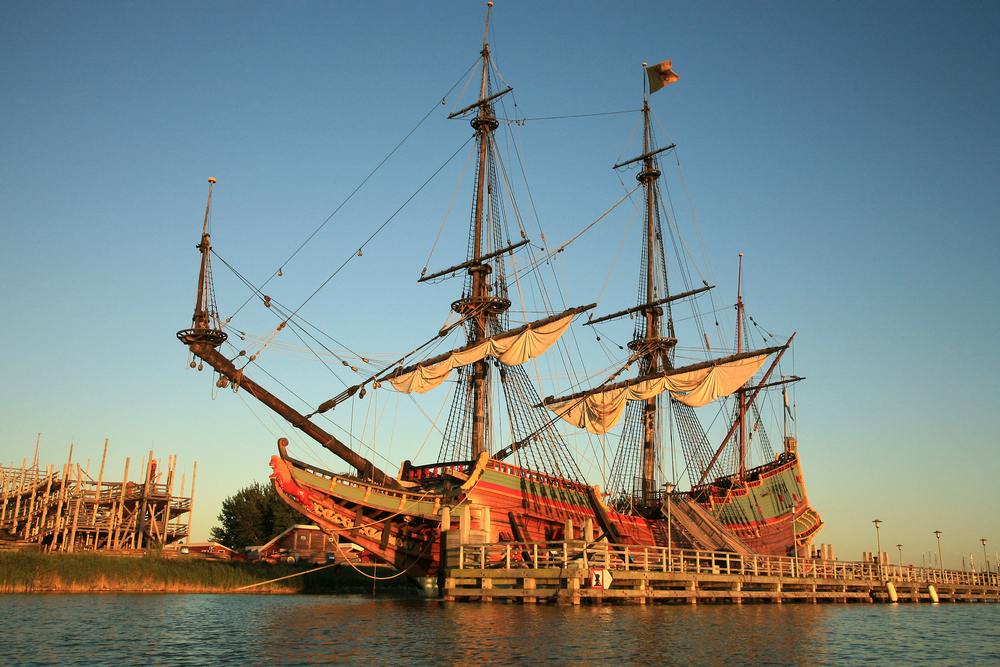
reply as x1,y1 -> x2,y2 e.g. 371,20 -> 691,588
0,440 -> 196,552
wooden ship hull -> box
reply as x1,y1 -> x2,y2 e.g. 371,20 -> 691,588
269,437 -> 819,594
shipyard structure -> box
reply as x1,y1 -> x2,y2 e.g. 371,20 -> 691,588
0,440 -> 195,552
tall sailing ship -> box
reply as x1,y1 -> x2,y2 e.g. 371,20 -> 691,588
178,5 -> 821,595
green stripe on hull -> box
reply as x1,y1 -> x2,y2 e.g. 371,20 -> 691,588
289,465 -> 442,518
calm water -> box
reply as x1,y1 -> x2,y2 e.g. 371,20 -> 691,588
2,594 -> 998,666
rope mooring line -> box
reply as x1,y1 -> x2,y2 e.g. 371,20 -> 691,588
231,561 -> 340,591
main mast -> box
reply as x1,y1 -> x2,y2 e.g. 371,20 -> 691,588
455,2 -> 507,460
629,99 -> 676,505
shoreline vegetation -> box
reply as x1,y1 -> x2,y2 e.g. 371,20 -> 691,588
0,549 -> 415,595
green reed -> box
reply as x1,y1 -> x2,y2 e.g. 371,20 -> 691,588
0,549 -> 413,594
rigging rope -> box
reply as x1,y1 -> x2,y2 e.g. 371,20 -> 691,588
288,136 -> 475,319
505,109 -> 638,122
232,561 -> 340,591
424,144 -> 476,276
226,60 -> 481,322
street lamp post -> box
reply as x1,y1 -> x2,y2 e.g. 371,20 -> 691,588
897,544 -> 903,569
934,531 -> 943,571
981,539 -> 989,575
873,519 -> 883,581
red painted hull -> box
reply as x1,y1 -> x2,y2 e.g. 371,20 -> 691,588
271,447 -> 822,588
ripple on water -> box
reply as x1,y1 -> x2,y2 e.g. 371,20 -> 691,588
2,594 -> 998,666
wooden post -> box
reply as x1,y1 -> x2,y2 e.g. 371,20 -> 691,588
459,506 -> 470,543
68,467 -> 84,553
55,464 -> 70,549
161,455 -> 174,544
136,453 -> 152,549
567,571 -> 581,605
12,460 -> 27,532
92,440 -> 108,548
56,464 -> 70,549
25,460 -> 42,534
523,576 -> 537,604
34,465 -> 56,546
186,462 -> 197,544
0,465 -> 10,525
113,458 -> 129,550
481,575 -> 493,602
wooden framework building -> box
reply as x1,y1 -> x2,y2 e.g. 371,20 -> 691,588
0,441 -> 195,552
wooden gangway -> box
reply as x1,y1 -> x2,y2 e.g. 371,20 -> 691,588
442,539 -> 1000,604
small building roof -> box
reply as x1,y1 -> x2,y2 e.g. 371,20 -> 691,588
184,541 -> 236,553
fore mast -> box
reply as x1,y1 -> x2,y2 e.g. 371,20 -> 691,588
177,179 -> 399,489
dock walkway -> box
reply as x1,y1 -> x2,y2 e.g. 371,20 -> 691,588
442,541 -> 1000,604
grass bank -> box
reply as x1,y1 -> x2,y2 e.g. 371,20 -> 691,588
0,550 -> 416,594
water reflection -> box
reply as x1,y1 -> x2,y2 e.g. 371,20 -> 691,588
2,594 -> 999,666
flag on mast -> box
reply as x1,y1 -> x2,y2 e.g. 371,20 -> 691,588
783,385 -> 793,418
646,60 -> 679,94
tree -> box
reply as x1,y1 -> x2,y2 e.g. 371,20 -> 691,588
209,481 -> 307,551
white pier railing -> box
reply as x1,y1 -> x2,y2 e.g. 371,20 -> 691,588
452,541 -> 1000,586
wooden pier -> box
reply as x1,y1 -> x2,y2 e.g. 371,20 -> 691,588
442,540 -> 1000,604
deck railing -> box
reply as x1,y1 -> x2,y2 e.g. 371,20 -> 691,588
453,541 -> 1000,586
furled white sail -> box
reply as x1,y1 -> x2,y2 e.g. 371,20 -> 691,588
389,314 -> 574,394
546,354 -> 768,434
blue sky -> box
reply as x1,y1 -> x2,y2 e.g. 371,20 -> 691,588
2,1 -> 997,567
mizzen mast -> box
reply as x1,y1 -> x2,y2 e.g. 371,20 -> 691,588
736,253 -> 747,480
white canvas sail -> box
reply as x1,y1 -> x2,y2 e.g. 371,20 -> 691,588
389,313 -> 574,394
546,354 -> 768,434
